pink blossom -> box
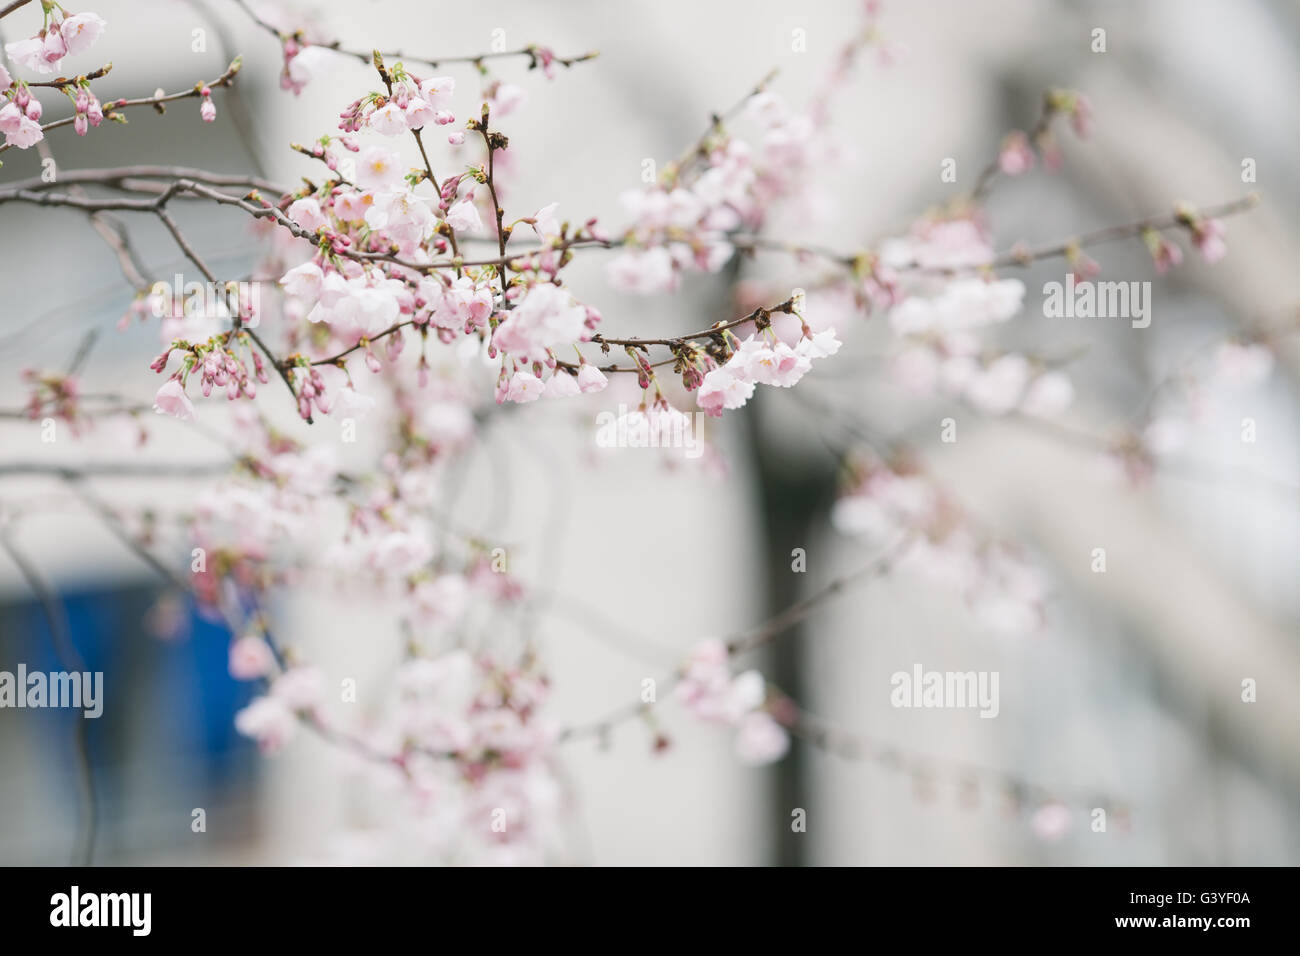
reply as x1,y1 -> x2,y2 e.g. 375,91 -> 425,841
229,635 -> 276,680
234,696 -> 297,752
200,97 -> 216,123
606,247 -> 676,294
370,530 -> 435,575
333,189 -> 371,222
890,278 -> 1025,334
964,354 -> 1030,414
425,274 -> 494,330
1067,249 -> 1101,281
445,198 -> 482,234
8,114 -> 44,147
369,101 -> 408,136
329,278 -> 402,337
696,366 -> 755,417
543,370 -> 581,398
744,340 -> 811,387
797,328 -> 842,359
281,260 -> 324,301
419,75 -> 455,109
1192,218 -> 1227,263
1020,371 -> 1074,417
881,218 -> 994,271
0,102 -> 23,133
365,190 -> 435,242
287,196 -> 326,231
0,63 -> 11,92
272,666 -> 326,710
403,96 -> 436,129
60,12 -> 107,56
491,283 -> 588,361
283,45 -> 331,94
1031,802 -> 1072,841
1069,94 -> 1094,138
489,82 -> 526,117
506,371 -> 545,403
356,146 -> 403,191
333,386 -> 377,419
532,201 -> 561,239
0,102 -> 43,149
576,363 -> 608,393
40,28 -> 68,68
1149,234 -> 1183,275
152,379 -> 195,420
5,36 -> 56,75
734,711 -> 790,765
998,130 -> 1035,175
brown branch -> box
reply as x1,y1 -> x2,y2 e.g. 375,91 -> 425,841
0,58 -> 243,156
899,194 -> 1261,276
0,165 -> 283,196
967,94 -> 1058,204
0,0 -> 34,18
230,0 -> 596,72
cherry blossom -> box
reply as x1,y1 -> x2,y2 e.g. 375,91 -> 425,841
734,711 -> 791,765
576,362 -> 609,393
4,8 -> 105,75
234,696 -> 298,753
152,379 -> 196,421
356,145 -> 404,191
229,635 -> 276,680
0,1 -> 1256,865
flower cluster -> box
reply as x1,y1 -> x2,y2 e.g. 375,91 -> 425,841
0,81 -> 44,149
675,640 -> 791,765
606,89 -> 825,295
150,334 -> 271,421
832,454 -> 1050,635
238,647 -> 564,864
19,368 -> 82,431
4,5 -> 105,76
606,144 -> 753,294
888,275 -> 1074,417
338,65 -> 458,142
234,664 -> 325,753
696,323 -> 841,417
279,39 -> 333,96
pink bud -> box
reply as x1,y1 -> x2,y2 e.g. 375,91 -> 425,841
42,29 -> 68,65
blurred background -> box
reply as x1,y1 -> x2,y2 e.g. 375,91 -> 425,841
0,0 -> 1298,865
